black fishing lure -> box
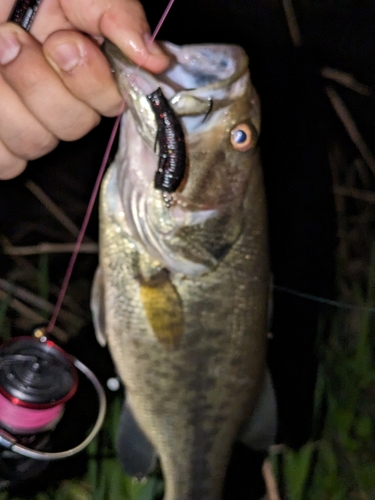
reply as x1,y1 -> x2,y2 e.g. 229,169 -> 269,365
146,87 -> 186,195
9,0 -> 43,31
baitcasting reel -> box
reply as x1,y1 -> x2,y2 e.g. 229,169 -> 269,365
0,331 -> 106,487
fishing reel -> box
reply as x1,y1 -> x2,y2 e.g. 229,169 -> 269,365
0,330 -> 106,488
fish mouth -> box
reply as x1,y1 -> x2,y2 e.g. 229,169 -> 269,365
104,41 -> 254,199
104,41 -> 250,128
158,42 -> 249,95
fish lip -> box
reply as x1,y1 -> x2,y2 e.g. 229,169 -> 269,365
159,42 -> 251,116
104,40 -> 251,112
104,39 -> 249,90
160,42 -> 249,90
105,40 -> 256,151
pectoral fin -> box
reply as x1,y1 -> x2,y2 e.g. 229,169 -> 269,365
139,270 -> 183,350
116,401 -> 157,478
90,267 -> 106,347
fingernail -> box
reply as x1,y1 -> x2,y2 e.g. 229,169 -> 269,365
49,42 -> 82,72
143,33 -> 167,58
0,32 -> 21,65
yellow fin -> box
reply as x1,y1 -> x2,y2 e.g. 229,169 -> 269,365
139,271 -> 183,350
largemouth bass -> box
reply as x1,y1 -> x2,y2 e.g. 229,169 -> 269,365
91,41 -> 270,500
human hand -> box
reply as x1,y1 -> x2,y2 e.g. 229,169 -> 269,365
0,0 -> 169,179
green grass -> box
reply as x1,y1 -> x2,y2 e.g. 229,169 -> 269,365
276,246 -> 375,500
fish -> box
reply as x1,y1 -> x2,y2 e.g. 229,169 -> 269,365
91,40 -> 271,500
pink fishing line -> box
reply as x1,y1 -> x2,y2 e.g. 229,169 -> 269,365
0,392 -> 63,433
150,0 -> 176,43
46,0 -> 176,334
46,112 -> 122,334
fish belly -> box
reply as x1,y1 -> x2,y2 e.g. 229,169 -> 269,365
99,163 -> 269,500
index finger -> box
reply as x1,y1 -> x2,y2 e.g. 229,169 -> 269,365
60,0 -> 170,73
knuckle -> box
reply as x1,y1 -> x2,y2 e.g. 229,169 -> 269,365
25,134 -> 59,160
9,128 -> 58,160
100,98 -> 124,118
18,65 -> 47,98
57,111 -> 101,141
0,144 -> 27,180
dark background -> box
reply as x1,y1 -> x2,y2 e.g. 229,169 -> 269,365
0,0 -> 374,497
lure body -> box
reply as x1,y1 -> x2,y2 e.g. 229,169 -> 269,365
147,87 -> 186,193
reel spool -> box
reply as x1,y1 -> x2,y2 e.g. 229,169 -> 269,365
0,335 -> 78,435
0,332 -> 106,461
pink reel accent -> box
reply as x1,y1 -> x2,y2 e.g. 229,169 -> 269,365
0,392 -> 63,434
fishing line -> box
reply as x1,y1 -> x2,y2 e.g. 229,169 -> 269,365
224,259 -> 374,314
223,259 -> 374,314
46,0 -> 176,334
273,284 -> 375,314
150,0 -> 176,44
46,113 -> 122,334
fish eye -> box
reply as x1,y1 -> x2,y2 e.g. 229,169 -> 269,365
230,124 -> 253,152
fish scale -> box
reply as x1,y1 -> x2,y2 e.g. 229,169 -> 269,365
92,41 -> 270,499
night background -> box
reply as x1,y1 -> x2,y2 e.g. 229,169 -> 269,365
0,0 -> 374,498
